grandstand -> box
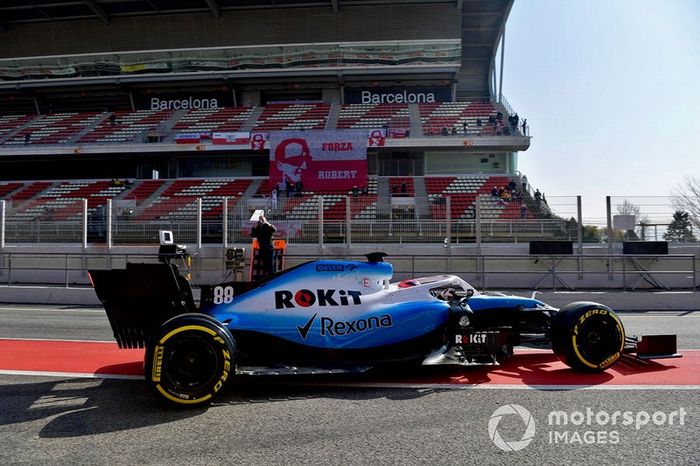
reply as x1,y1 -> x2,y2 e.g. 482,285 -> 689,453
0,0 -> 542,248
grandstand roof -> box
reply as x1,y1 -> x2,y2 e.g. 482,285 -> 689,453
0,1 -> 499,26
0,0 -> 511,103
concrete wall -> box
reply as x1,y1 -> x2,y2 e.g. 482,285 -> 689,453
0,242 -> 697,291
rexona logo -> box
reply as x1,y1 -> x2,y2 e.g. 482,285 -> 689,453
361,90 -> 436,104
321,315 -> 392,336
150,97 -> 219,110
296,313 -> 393,339
275,289 -> 362,309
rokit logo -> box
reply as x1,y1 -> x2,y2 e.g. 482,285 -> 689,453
296,313 -> 393,339
455,333 -> 489,344
275,289 -> 362,309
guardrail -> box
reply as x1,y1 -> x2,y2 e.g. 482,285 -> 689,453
0,251 -> 695,291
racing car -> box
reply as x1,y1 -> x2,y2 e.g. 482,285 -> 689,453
89,248 -> 680,407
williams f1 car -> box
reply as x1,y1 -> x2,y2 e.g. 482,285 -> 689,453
89,250 -> 680,407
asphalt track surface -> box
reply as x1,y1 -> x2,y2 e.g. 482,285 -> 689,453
0,305 -> 698,465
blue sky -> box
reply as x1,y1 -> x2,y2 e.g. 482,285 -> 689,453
499,0 -> 700,223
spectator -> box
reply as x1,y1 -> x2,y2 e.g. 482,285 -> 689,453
514,113 -> 519,128
24,133 -> 31,146
507,180 -> 517,191
440,126 -> 449,136
271,188 -> 278,210
278,180 -> 285,196
476,118 -> 482,127
522,118 -> 527,135
401,181 -> 407,194
295,180 -> 303,197
462,122 -> 468,134
488,115 -> 495,124
491,186 -> 499,197
451,126 -> 457,136
250,214 -> 277,277
109,114 -> 116,125
496,111 -> 503,121
520,204 -> 528,219
352,186 -> 359,197
534,189 -> 542,210
521,175 -> 528,192
285,179 -> 292,197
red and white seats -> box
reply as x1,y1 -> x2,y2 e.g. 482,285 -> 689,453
78,110 -> 173,143
419,101 -> 498,135
172,106 -> 254,133
252,103 -> 331,131
336,104 -> 410,129
6,112 -> 102,145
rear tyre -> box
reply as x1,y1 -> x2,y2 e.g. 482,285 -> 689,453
550,302 -> 625,371
144,313 -> 235,407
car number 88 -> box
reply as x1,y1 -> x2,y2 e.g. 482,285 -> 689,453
213,286 -> 235,304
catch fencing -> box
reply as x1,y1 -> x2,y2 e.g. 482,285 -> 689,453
0,195 -> 697,248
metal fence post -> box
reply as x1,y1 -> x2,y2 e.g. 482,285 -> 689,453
446,196 -> 451,250
106,199 -> 113,250
606,195 -> 613,279
475,196 -> 482,252
82,198 -> 88,249
577,195 -> 583,279
222,197 -> 228,247
345,196 -> 351,246
196,198 -> 202,249
0,200 -> 5,250
318,196 -> 324,248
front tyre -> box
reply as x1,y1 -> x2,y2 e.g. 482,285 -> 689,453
144,313 -> 235,407
550,302 -> 625,371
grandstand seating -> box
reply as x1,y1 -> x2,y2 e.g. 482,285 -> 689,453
78,109 -> 173,143
258,178 -> 378,221
2,176 -> 535,233
0,114 -> 35,140
172,106 -> 254,133
7,181 -> 53,201
5,179 -> 128,221
425,175 -> 523,219
252,103 -> 331,131
0,181 -> 24,198
0,100 -> 522,146
389,177 -> 414,195
419,101 -> 499,135
5,112 -> 103,145
134,179 -> 252,220
124,179 -> 165,200
336,104 -> 410,129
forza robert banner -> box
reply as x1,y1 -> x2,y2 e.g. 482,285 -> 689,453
268,130 -> 368,190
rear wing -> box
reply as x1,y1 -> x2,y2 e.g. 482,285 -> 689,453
89,262 -> 196,348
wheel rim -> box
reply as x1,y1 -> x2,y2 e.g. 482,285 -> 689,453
165,336 -> 219,392
575,315 -> 622,366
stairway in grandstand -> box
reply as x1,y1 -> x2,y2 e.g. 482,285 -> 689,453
0,114 -> 37,144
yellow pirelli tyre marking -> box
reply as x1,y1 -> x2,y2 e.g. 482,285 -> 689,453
572,309 -> 625,369
156,384 -> 213,405
159,324 -> 218,345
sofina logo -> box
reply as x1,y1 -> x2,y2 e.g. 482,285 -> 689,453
488,404 -> 536,451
